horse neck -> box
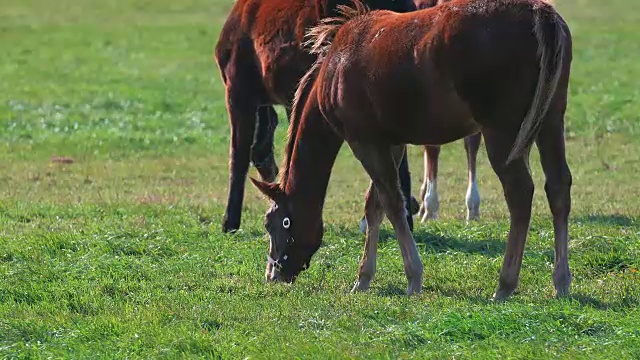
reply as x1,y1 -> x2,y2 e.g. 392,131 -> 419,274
283,104 -> 343,217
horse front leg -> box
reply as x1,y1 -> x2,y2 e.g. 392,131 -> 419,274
352,181 -> 384,292
222,87 -> 258,233
350,143 -> 423,295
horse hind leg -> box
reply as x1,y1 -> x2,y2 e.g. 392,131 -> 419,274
398,149 -> 417,231
352,181 -> 384,292
464,133 -> 482,222
536,110 -> 572,297
483,129 -> 535,301
359,145 -> 416,234
419,145 -> 440,222
251,105 -> 279,182
350,143 -> 423,295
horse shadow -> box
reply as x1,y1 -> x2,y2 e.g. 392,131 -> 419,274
565,293 -> 639,310
375,282 -> 494,304
411,228 -> 505,257
373,286 -> 638,310
324,223 -> 506,257
573,214 -> 639,229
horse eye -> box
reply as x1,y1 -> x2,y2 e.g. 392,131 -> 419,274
282,217 -> 291,229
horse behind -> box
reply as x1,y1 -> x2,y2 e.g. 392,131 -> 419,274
215,0 -> 418,234
252,0 -> 573,300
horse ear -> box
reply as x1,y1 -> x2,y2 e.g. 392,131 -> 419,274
250,177 -> 284,201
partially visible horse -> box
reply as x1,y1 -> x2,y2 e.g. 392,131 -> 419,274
215,0 -> 418,234
252,0 -> 573,300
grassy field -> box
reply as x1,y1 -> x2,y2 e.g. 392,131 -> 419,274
1,0 -> 639,358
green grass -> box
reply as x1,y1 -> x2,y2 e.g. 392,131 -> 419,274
1,0 -> 640,358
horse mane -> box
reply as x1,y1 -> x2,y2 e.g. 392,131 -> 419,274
278,58 -> 322,189
303,0 -> 371,57
278,1 -> 370,190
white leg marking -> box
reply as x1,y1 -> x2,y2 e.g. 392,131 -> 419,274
421,178 -> 439,222
466,173 -> 480,222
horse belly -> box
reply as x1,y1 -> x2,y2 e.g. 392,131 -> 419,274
381,84 -> 479,146
406,108 -> 479,146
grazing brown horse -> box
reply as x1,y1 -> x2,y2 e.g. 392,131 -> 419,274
252,0 -> 572,299
215,0 -> 418,234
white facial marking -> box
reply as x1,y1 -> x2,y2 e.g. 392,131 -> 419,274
282,217 -> 290,229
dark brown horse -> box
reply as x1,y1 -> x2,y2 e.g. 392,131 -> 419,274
215,0 -> 418,234
252,0 -> 572,300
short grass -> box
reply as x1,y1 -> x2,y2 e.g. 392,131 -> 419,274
1,0 -> 640,358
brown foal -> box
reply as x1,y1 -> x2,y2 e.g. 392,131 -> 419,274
252,0 -> 573,300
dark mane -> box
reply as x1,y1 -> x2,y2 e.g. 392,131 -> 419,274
304,0 -> 371,57
278,59 -> 322,189
278,0 -> 372,189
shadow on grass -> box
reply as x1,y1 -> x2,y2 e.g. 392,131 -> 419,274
565,293 -> 639,310
375,286 -> 639,309
412,228 -> 505,257
324,224 -> 506,257
574,214 -> 639,228
374,282 -> 494,304
380,228 -> 505,257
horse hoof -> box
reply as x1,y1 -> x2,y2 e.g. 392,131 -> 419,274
406,285 -> 422,296
466,209 -> 480,223
406,279 -> 423,296
554,270 -> 572,298
491,288 -> 515,301
352,281 -> 371,293
421,212 -> 437,223
222,219 -> 240,233
554,283 -> 571,298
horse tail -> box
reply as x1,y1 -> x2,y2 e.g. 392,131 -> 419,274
506,3 -> 566,165
304,0 -> 370,57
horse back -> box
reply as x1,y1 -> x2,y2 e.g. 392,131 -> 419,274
215,0 -> 417,105
314,0 -> 566,144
